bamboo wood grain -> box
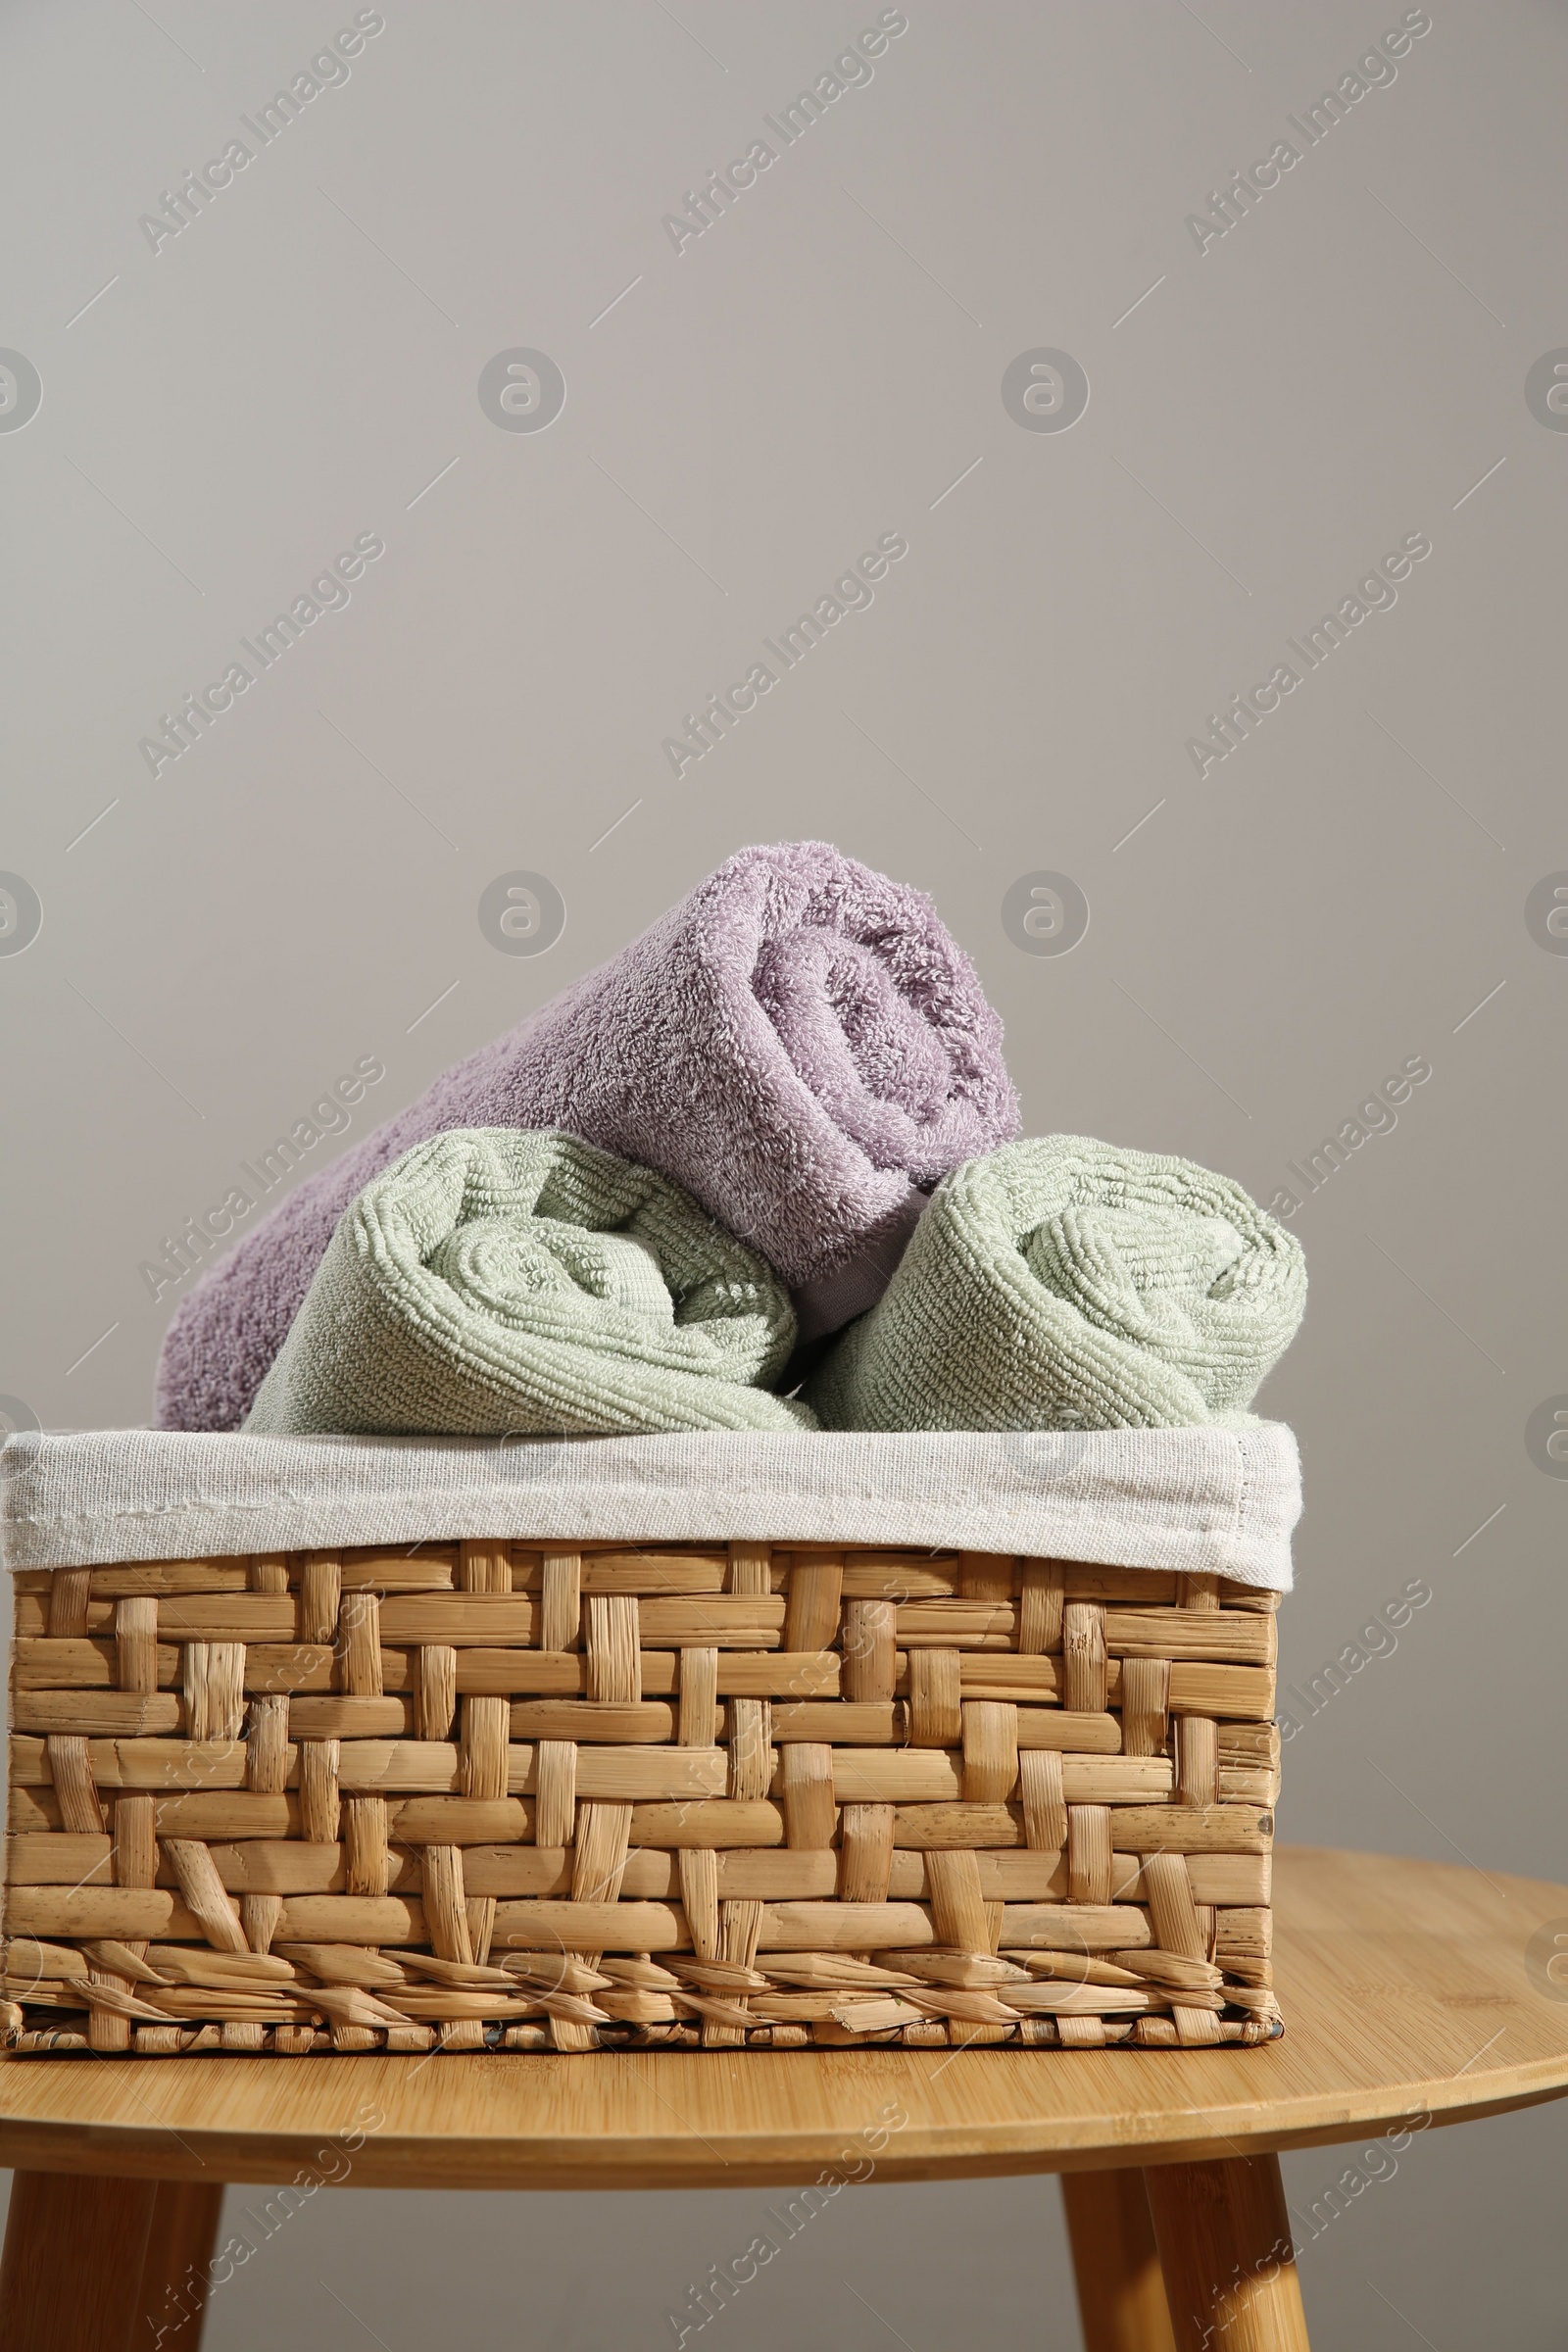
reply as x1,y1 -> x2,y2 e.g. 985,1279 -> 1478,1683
391,1798 -> 529,1845
1064,1603 -> 1108,1715
139,1795 -> 301,1841
783,1556 -> 843,1651
87,1562 -> 252,1595
1102,1612 -> 1275,1665
115,1789 -> 172,1898
585,1595 -> 640,1704
343,1798 -> 391,1899
1104,1806 -> 1272,1855
769,1701 -> 898,1743
1145,2155 -> 1308,2351
725,1543 -> 771,1596
727,1702 -> 772,1802
298,1556 -> 341,1647
13,1641 -> 180,1690
835,1558 -> 960,1597
508,1701 -> 673,1742
6,1836 -> 115,1886
580,1556 -> 725,1593
43,1740 -> 102,1835
153,1598 -> 299,1642
132,2178 -> 226,2351
1062,2168 -> 1177,2352
640,1599 -> 786,1647
290,1698 -> 410,1740
466,1695 -> 514,1806
338,1554 -> 455,1592
416,1650 -> 457,1740
532,1743 -> 576,1849
1018,1755 -> 1066,1854
12,1695 -> 182,1738
247,1701 -> 288,1798
838,1805 -> 894,1903
0,2171 -> 161,2350
780,1744 -> 836,1850
962,1701 -> 1019,1805
841,1600 -> 896,1702
959,1551 -> 1016,1602
201,1841 -> 352,1896
628,1800 -> 784,1848
676,1648 -> 718,1747
459,1540 -> 511,1596
899,1603 -> 1015,1644
383,1596 -> 536,1646
1015,1711 -> 1122,1754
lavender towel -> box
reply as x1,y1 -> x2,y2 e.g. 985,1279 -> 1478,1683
157,843 -> 1018,1431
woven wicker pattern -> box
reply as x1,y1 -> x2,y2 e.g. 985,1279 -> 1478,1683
3,1543 -> 1280,2055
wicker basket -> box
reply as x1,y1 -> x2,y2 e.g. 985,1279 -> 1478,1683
3,1541 -> 1279,2054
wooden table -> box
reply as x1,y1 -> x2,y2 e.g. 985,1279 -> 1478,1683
2,1845 -> 1566,2350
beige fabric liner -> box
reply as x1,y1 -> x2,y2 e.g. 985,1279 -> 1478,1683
0,1424 -> 1299,1588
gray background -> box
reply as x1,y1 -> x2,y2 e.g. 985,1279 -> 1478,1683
2,0 -> 1564,2341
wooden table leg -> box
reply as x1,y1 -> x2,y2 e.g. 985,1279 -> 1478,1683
1144,2154 -> 1310,2351
0,2172 -> 159,2352
1062,2168 -> 1178,2351
134,2181 -> 226,2349
0,2175 -> 225,2352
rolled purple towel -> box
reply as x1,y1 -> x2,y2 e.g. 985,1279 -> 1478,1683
156,842 -> 1019,1430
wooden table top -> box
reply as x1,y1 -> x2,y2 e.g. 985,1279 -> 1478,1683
2,1846 -> 1564,2191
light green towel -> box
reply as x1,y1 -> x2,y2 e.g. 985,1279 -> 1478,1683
246,1128 -> 813,1438
804,1136 -> 1306,1431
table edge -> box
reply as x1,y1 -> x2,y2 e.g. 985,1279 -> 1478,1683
0,2065 -> 1565,2190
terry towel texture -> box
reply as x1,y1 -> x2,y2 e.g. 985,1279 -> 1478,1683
157,842 -> 1018,1432
807,1135 -> 1307,1431
0,1424 -> 1302,1587
246,1129 -> 809,1439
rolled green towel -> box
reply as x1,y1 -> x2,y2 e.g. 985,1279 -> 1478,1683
804,1136 -> 1306,1432
246,1129 -> 813,1438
